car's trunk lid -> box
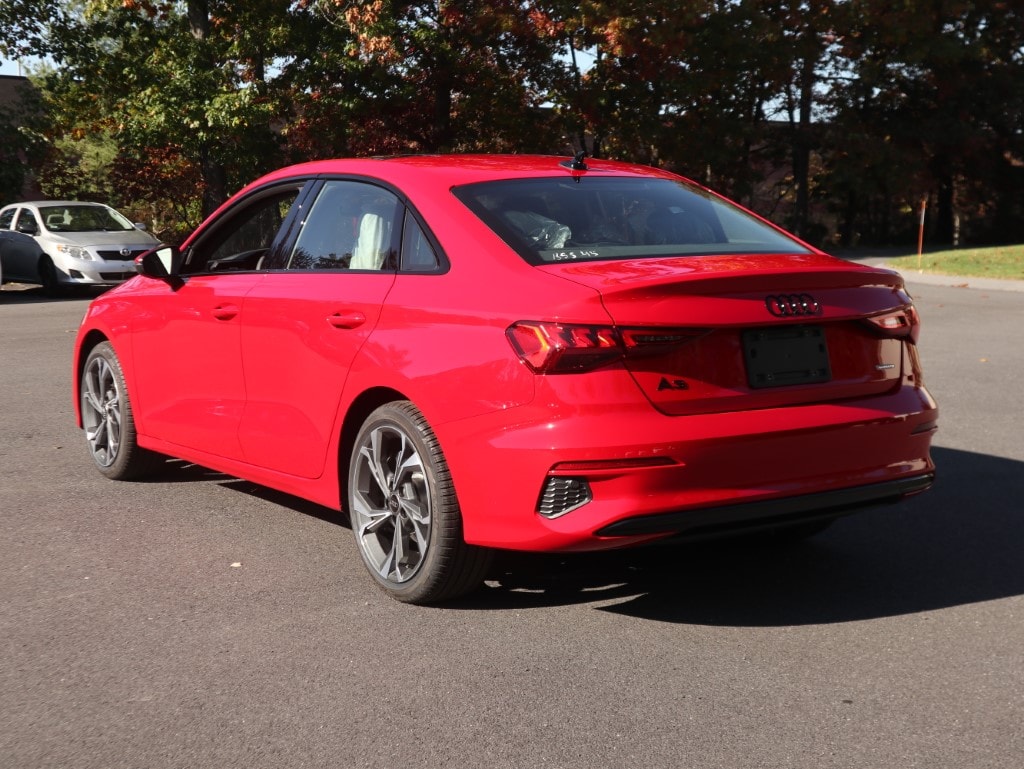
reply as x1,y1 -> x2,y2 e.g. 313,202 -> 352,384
541,253 -> 912,415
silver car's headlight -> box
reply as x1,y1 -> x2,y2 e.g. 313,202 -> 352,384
56,244 -> 94,260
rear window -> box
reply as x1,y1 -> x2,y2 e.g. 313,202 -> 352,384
452,177 -> 810,264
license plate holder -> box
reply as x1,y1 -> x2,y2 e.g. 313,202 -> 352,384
742,325 -> 831,389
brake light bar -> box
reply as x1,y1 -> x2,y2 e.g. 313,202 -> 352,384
506,321 -> 705,374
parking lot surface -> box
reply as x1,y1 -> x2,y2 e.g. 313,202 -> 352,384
1,278 -> 1022,768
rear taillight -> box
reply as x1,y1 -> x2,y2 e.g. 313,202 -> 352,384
864,305 -> 920,343
506,321 -> 704,374
506,322 -> 621,373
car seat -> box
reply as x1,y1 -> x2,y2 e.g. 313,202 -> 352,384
349,212 -> 390,270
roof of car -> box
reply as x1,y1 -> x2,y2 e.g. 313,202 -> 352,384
248,154 -> 684,194
6,201 -> 109,208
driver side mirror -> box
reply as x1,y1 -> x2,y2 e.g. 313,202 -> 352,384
16,217 -> 39,235
136,244 -> 183,283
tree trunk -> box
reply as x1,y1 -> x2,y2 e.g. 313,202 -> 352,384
188,0 -> 228,216
791,56 -> 815,239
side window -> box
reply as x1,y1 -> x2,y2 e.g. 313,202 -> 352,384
401,214 -> 441,272
287,180 -> 401,271
0,208 -> 15,230
184,187 -> 301,274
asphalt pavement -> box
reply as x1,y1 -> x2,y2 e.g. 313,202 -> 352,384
1,275 -> 1022,769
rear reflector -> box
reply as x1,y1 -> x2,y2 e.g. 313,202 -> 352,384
549,457 -> 677,472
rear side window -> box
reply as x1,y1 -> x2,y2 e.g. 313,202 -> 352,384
0,208 -> 15,230
401,215 -> 440,272
452,177 -> 810,264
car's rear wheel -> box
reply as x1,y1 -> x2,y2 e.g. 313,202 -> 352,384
80,342 -> 163,480
348,401 -> 492,604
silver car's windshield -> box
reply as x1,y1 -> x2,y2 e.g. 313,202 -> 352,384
453,177 -> 810,264
39,205 -> 135,233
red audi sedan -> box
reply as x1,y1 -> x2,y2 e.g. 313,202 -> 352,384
73,154 -> 937,603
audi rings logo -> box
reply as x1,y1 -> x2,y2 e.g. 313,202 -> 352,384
765,293 -> 822,317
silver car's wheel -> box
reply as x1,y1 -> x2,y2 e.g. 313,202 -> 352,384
39,255 -> 64,296
348,402 -> 491,603
80,342 -> 162,480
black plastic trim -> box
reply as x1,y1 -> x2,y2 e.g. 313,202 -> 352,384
594,474 -> 935,539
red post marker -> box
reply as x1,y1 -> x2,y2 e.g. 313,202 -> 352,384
917,196 -> 927,270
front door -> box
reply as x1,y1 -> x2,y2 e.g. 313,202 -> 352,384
129,183 -> 305,459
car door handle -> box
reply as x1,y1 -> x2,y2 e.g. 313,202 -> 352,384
327,311 -> 366,329
212,304 -> 239,321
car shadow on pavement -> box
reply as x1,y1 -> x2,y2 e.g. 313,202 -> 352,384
462,446 -> 1024,624
133,460 -> 349,523
0,285 -> 107,303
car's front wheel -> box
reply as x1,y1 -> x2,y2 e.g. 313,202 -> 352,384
348,401 -> 492,604
80,342 -> 163,480
39,255 -> 64,296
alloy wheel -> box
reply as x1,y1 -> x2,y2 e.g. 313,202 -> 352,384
81,354 -> 122,468
351,422 -> 432,584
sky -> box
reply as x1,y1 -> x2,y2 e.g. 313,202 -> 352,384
1,58 -> 39,77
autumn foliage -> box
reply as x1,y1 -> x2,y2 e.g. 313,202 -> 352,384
2,1 -> 1023,246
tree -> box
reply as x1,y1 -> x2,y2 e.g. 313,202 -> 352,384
328,1 -> 565,154
544,0 -> 835,241
15,1 -> 297,224
9,0 -> 1024,245
0,79 -> 44,204
828,0 -> 1024,245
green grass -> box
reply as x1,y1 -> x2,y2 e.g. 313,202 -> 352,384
875,244 -> 1024,281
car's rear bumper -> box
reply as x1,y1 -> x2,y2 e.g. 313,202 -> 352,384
437,382 -> 938,552
594,473 -> 933,539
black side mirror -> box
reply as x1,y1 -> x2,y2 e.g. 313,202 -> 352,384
16,218 -> 39,235
136,245 -> 184,283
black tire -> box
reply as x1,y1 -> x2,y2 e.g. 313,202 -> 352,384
39,255 -> 65,297
347,401 -> 492,604
80,341 -> 163,480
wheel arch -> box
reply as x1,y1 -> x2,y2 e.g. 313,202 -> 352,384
337,386 -> 409,504
73,330 -> 111,427
38,251 -> 57,275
